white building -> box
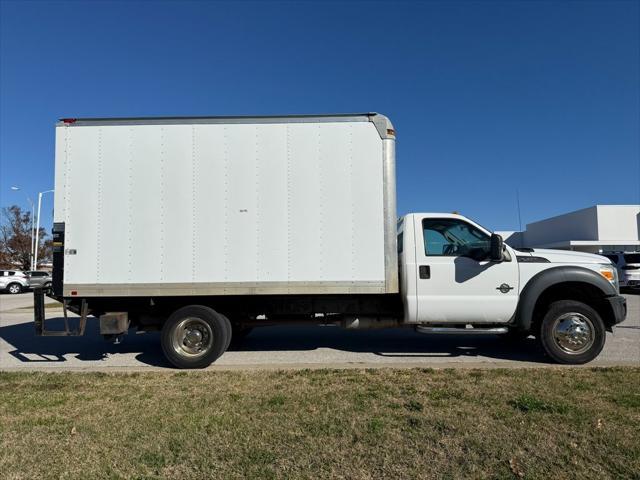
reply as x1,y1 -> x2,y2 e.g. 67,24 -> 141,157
501,205 -> 640,253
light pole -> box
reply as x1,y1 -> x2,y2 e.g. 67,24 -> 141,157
10,186 -> 36,270
34,189 -> 54,269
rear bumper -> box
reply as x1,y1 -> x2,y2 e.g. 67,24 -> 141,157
606,295 -> 627,326
622,272 -> 640,286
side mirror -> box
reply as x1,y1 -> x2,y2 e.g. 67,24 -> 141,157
489,234 -> 504,262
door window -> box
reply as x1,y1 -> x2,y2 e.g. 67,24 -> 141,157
423,218 -> 490,259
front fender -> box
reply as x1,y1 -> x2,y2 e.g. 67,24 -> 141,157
513,266 -> 617,331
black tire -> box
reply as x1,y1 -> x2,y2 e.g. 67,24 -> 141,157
229,325 -> 253,350
161,305 -> 231,369
539,300 -> 606,364
44,282 -> 52,289
7,283 -> 22,294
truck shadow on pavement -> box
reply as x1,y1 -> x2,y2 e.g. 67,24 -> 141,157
1,317 -> 160,365
1,316 -> 552,368
222,326 -> 550,363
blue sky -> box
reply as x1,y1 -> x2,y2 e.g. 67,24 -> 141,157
1,0 -> 638,233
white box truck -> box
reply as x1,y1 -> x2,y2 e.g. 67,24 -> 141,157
35,113 -> 627,368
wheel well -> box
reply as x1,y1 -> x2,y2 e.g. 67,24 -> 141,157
531,282 -> 616,332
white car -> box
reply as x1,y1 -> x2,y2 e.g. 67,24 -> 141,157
0,270 -> 30,294
602,252 -> 640,289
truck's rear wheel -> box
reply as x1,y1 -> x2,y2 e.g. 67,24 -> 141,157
161,305 -> 231,369
539,300 -> 605,364
229,325 -> 253,350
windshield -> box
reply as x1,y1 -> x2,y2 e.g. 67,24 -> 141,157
624,253 -> 640,264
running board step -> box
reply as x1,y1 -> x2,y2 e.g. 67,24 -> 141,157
415,326 -> 508,335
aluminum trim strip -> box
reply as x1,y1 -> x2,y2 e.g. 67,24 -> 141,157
57,114 -> 377,127
63,281 -> 387,297
382,138 -> 399,293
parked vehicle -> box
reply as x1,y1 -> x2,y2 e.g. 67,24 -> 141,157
601,252 -> 640,289
1,270 -> 30,294
34,114 -> 627,368
26,271 -> 53,290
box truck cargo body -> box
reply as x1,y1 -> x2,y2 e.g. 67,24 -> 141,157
35,113 -> 626,368
53,114 -> 398,297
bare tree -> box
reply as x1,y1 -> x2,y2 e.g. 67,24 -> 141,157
0,205 -> 51,270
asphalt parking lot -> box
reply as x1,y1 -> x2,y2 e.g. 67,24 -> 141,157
0,292 -> 638,371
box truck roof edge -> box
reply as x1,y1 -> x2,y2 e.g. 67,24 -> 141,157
56,112 -> 396,139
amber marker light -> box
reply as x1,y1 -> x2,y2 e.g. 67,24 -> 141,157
599,268 -> 615,282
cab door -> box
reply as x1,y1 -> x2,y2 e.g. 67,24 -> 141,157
413,215 -> 519,323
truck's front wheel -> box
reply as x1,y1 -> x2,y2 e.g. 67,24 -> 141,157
539,300 -> 606,364
161,305 -> 231,369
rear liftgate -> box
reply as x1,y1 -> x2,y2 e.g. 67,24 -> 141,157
33,220 -> 89,336
33,288 -> 88,336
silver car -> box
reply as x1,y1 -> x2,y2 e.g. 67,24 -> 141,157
26,270 -> 53,290
0,270 -> 30,294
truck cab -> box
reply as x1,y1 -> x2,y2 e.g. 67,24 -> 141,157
398,213 -> 627,363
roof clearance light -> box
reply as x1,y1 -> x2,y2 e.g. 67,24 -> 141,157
61,118 -> 77,124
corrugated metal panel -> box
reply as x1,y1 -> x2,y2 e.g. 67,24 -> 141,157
56,119 -> 394,296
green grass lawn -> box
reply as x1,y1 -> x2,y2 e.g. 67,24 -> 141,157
1,367 -> 638,479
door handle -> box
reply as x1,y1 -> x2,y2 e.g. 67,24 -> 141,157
419,265 -> 430,279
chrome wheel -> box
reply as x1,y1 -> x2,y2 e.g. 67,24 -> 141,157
171,317 -> 213,358
552,312 -> 595,355
8,284 -> 21,294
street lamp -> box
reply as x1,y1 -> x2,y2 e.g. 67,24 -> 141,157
34,189 -> 54,269
10,186 -> 36,270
